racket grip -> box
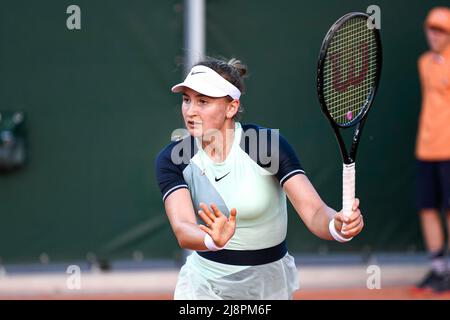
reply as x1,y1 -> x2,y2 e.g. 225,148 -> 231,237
342,163 -> 355,229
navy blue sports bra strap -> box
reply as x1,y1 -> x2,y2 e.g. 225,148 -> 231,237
196,240 -> 287,266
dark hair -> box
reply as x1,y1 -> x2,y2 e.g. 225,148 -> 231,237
194,57 -> 248,119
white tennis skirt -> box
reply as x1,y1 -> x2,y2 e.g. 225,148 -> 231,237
174,251 -> 299,300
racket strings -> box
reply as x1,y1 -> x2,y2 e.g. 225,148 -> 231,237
326,20 -> 373,118
322,17 -> 378,126
326,21 -> 376,124
323,68 -> 377,100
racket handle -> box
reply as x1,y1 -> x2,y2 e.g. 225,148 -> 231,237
342,163 -> 355,229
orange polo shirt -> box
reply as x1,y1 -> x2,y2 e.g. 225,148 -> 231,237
416,45 -> 450,161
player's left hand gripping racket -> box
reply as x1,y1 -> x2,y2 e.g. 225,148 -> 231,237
316,12 -> 382,227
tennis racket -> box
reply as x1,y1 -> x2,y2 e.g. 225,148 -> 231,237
316,12 -> 382,226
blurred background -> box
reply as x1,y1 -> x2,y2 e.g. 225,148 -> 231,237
0,0 -> 449,299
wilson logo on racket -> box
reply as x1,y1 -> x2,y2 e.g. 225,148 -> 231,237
330,42 -> 369,92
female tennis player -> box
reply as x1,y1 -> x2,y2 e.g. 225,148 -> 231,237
155,57 -> 364,299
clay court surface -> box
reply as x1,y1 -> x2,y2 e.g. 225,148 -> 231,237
1,257 -> 449,300
1,287 -> 450,300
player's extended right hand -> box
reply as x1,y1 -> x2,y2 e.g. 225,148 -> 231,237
334,198 -> 364,238
198,203 -> 237,248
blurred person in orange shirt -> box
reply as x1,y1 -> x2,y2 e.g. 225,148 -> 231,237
415,7 -> 450,293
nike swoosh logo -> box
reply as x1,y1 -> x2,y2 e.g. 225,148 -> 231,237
191,71 -> 206,75
215,172 -> 230,182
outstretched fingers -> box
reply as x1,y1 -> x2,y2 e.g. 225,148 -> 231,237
210,203 -> 224,218
200,203 -> 216,221
198,210 -> 213,227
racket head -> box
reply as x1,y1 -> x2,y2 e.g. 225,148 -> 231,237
317,12 -> 382,128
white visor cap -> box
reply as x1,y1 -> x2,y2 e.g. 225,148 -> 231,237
171,65 -> 241,100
